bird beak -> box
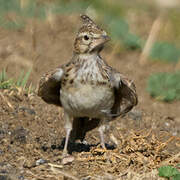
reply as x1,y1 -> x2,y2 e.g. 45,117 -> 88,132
101,35 -> 111,43
90,35 -> 110,52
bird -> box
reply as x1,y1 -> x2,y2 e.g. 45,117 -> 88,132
38,14 -> 138,156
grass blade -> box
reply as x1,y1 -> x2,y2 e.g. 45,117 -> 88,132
20,68 -> 32,88
16,70 -> 24,86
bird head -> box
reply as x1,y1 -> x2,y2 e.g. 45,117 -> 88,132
74,15 -> 110,54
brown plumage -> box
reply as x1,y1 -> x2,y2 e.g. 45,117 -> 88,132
38,15 -> 138,155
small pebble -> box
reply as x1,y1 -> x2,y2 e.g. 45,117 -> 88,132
165,122 -> 170,127
172,132 -> 177,136
0,175 -> 9,180
18,175 -> 25,180
0,150 -> 4,155
81,176 -> 91,180
18,106 -> 36,115
35,159 -> 47,166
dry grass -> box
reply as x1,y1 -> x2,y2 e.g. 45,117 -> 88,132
19,128 -> 179,179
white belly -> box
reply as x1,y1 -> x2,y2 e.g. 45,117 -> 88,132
60,84 -> 114,118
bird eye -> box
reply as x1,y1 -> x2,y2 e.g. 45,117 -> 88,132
83,35 -> 89,40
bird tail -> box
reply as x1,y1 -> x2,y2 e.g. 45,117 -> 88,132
70,117 -> 100,142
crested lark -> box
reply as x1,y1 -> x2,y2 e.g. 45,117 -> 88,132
38,15 -> 138,155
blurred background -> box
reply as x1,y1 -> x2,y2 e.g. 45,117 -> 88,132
0,0 -> 180,118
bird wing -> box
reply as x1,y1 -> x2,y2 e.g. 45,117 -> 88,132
38,67 -> 64,106
111,71 -> 138,118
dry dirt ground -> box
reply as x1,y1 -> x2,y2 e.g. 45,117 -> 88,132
0,15 -> 180,180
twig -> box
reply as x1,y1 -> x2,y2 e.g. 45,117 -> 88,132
0,91 -> 13,110
156,136 -> 175,152
77,156 -> 106,162
48,163 -> 63,169
20,0 -> 29,9
159,152 -> 180,166
110,133 -> 119,146
46,4 -> 56,30
130,129 -> 152,139
139,14 -> 164,65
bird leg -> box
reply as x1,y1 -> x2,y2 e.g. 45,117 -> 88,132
63,112 -> 73,156
98,124 -> 106,149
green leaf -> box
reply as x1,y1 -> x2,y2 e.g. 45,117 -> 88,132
150,42 -> 180,63
16,70 -> 24,87
110,18 -> 129,39
147,72 -> 180,102
0,69 -> 7,82
2,68 -> 7,81
0,69 -> 33,90
123,33 -> 142,50
158,166 -> 180,178
20,68 -> 32,88
173,174 -> 180,180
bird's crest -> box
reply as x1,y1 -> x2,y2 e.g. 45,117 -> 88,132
78,14 -> 105,34
80,14 -> 96,27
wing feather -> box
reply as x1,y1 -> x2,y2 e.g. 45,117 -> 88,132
38,67 -> 64,106
111,72 -> 138,118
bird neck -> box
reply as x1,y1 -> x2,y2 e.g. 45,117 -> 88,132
73,51 -> 101,62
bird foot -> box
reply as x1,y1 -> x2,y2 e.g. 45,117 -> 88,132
100,142 -> 106,149
61,153 -> 75,165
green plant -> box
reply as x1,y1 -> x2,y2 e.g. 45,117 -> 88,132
0,0 -> 180,63
0,68 -> 33,92
0,0 -> 46,30
147,72 -> 180,102
158,165 -> 180,180
15,68 -> 32,88
0,69 -> 13,89
105,16 -> 142,50
150,42 -> 180,64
